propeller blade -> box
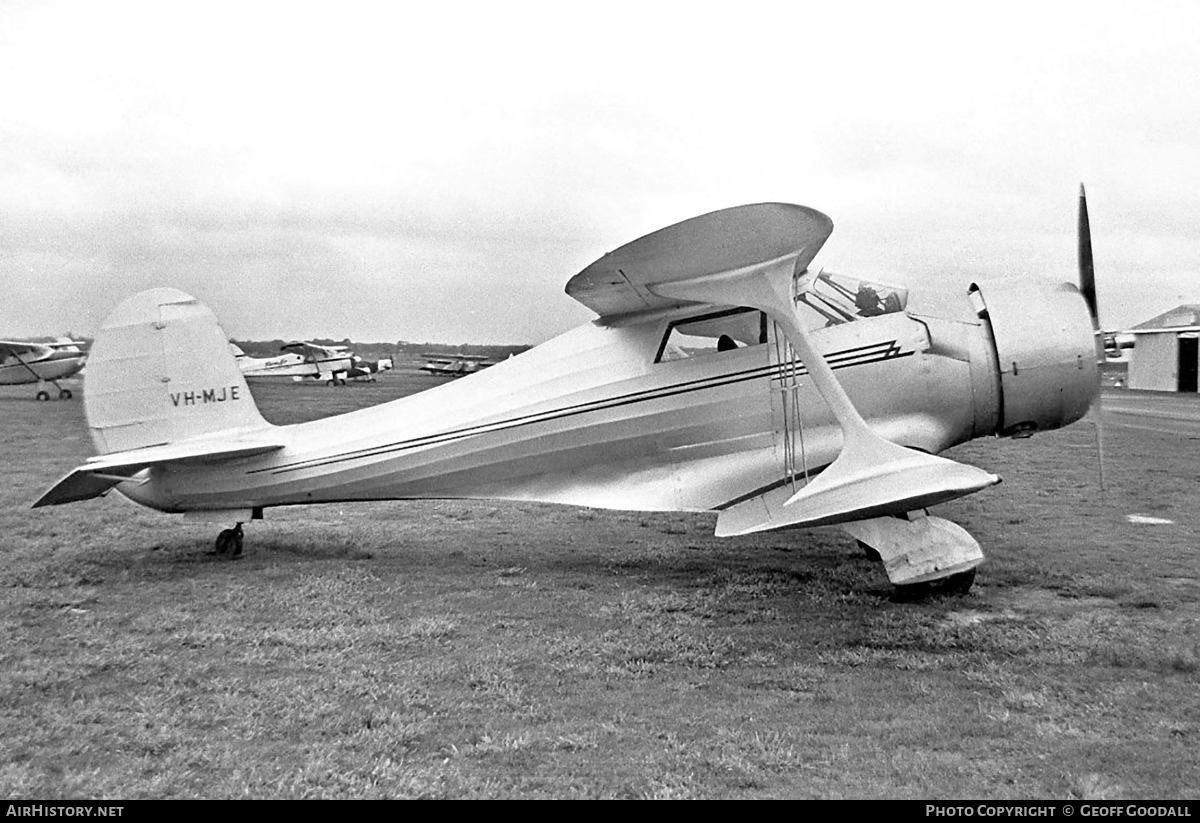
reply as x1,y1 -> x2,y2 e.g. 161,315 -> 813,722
1079,183 -> 1106,492
1078,183 -> 1099,328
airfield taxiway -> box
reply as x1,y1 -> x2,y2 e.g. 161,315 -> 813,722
1097,390 -> 1200,437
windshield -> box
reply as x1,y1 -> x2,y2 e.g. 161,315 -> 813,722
656,308 -> 767,363
795,271 -> 908,329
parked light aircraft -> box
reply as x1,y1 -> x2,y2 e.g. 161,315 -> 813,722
232,341 -> 355,385
418,353 -> 493,377
346,355 -> 394,382
35,193 -> 1101,593
0,338 -> 87,400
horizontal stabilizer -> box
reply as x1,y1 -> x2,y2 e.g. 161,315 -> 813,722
33,437 -> 284,508
33,469 -> 135,508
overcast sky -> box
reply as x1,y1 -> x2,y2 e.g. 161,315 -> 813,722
2,0 -> 1197,344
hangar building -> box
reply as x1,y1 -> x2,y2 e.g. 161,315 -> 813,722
1127,305 -> 1200,392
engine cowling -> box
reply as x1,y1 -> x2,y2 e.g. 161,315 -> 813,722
970,278 -> 1099,437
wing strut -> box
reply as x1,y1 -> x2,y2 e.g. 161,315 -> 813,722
3,345 -> 75,396
651,254 -> 999,528
9,347 -> 49,383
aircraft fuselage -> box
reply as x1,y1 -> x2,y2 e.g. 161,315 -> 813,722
117,278 -> 1097,518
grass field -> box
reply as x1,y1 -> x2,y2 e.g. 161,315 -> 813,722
2,372 -> 1198,799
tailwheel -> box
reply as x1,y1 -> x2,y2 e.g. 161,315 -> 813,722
892,567 -> 976,602
214,523 -> 245,558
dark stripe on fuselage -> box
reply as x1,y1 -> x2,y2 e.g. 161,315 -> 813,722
712,463 -> 834,511
251,340 -> 914,477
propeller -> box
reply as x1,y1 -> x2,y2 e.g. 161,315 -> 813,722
1079,183 -> 1106,491
1078,183 -> 1099,327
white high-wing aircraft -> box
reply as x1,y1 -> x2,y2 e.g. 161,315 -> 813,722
34,194 -> 1101,594
232,341 -> 355,385
0,338 -> 88,400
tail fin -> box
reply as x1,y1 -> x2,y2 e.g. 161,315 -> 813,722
86,288 -> 270,454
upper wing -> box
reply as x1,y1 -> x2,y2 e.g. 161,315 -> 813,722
565,203 -> 834,320
0,340 -> 53,361
282,341 -> 349,360
281,341 -> 319,356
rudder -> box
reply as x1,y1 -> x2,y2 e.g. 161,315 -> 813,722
86,288 -> 270,454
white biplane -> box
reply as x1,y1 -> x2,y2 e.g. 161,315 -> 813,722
233,341 -> 355,385
34,193 -> 1101,594
418,353 -> 493,377
0,338 -> 88,400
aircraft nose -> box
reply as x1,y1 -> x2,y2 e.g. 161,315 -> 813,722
969,278 -> 1100,437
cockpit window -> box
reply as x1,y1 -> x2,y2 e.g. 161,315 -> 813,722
656,308 -> 767,363
796,271 -> 907,328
